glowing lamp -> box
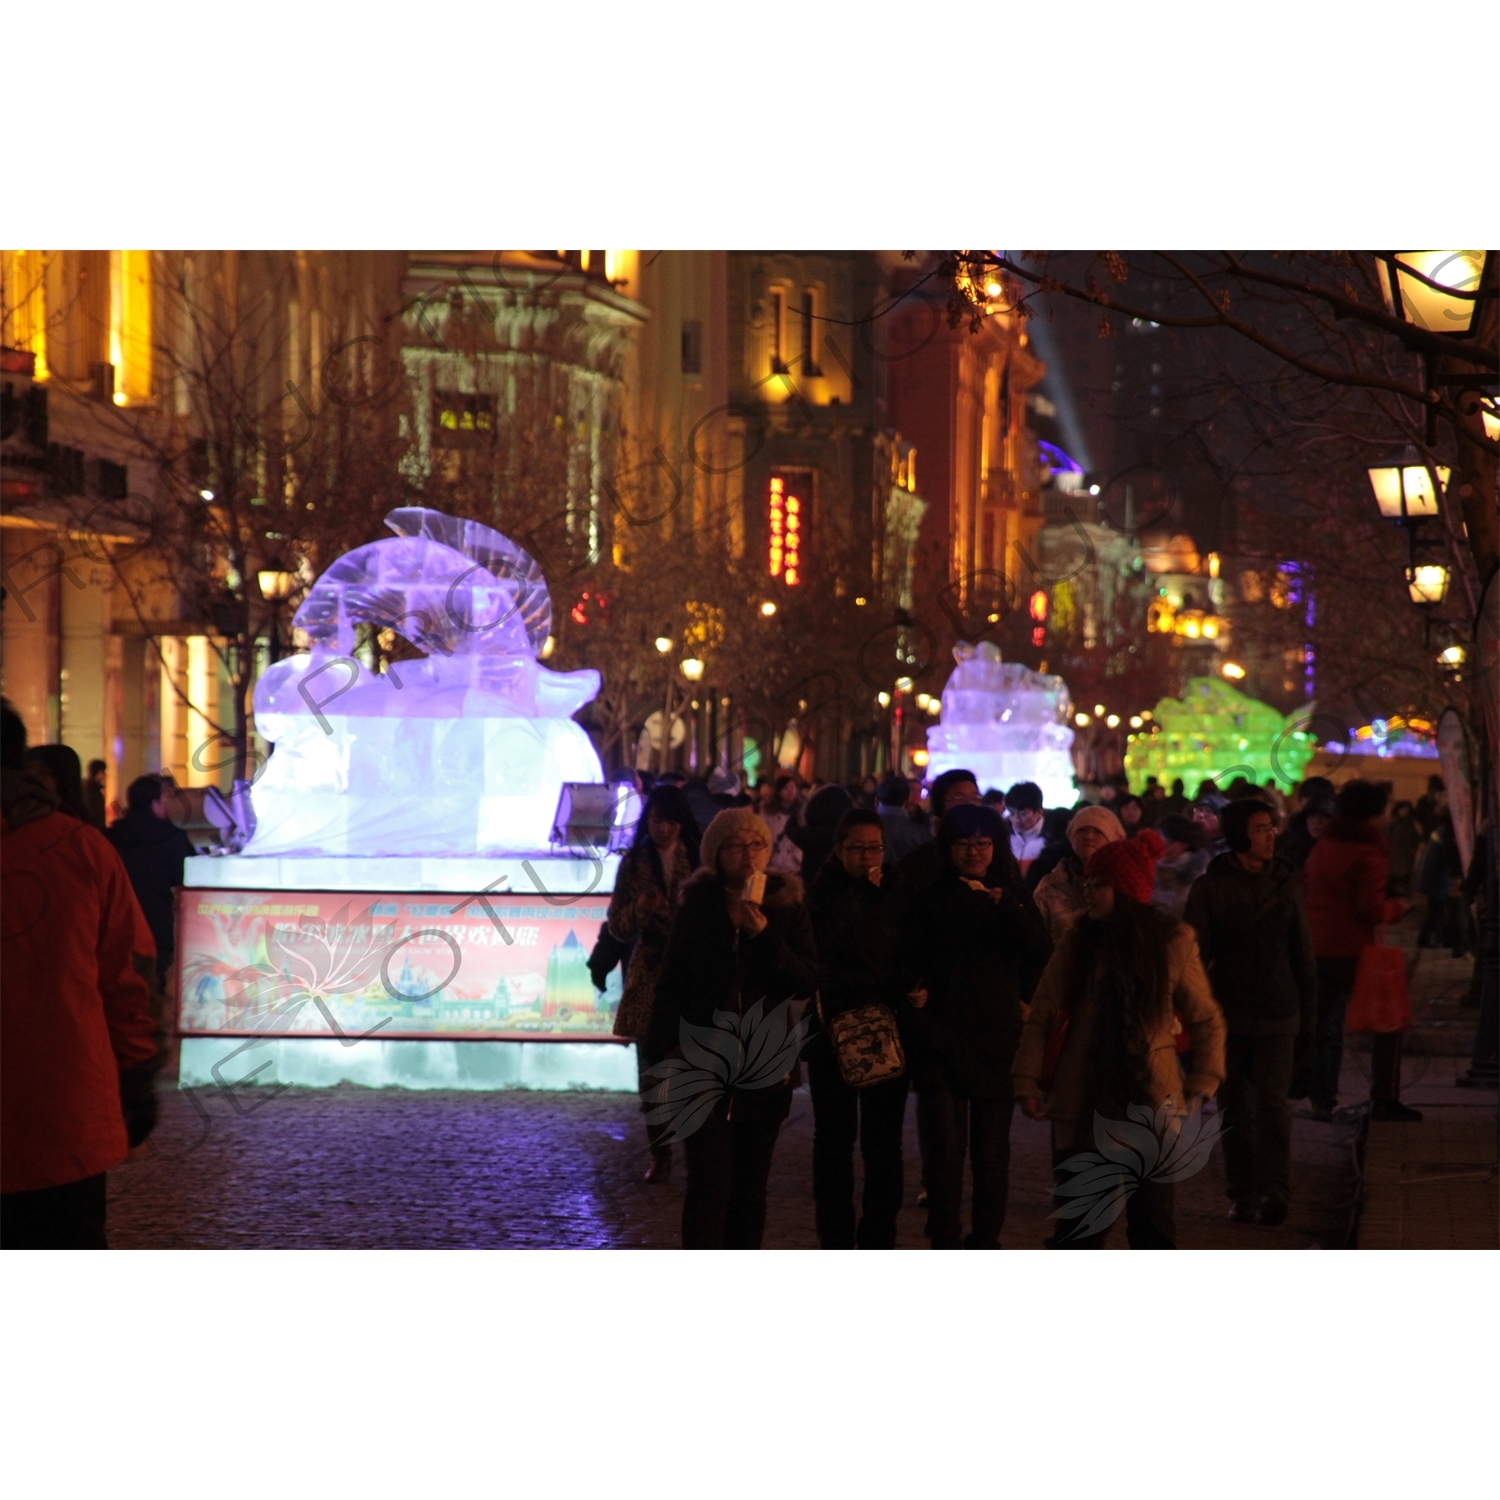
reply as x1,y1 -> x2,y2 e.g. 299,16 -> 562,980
1438,645 -> 1466,665
1407,564 -> 1450,605
760,600 -> 777,617
654,636 -> 673,654
1221,661 -> 1247,680
680,657 -> 705,682
911,748 -> 930,767
1093,704 -> 1105,716
877,692 -> 891,708
1377,252 -> 1487,335
200,488 -> 216,501
854,596 -> 867,607
915,692 -> 931,709
1075,712 -> 1091,727
1366,447 -> 1447,520
258,564 -> 296,602
1129,715 -> 1143,728
896,676 -> 914,694
1105,714 -> 1120,728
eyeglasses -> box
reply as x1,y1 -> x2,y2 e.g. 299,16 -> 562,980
952,838 -> 993,852
720,840 -> 769,856
842,843 -> 885,856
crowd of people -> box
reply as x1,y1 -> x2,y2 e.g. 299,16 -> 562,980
4,685 -> 1482,1252
605,759 -> 1480,1249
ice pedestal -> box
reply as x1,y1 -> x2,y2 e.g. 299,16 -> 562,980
925,641 -> 1076,808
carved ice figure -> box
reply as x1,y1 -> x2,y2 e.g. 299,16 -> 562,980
244,507 -> 604,856
925,641 -> 1077,809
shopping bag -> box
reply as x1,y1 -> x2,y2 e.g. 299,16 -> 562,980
1344,942 -> 1411,1034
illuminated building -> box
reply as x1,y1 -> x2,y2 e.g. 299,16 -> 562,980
542,930 -> 598,1019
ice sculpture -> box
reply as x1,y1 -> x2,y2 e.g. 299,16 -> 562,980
244,507 -> 604,856
925,641 -> 1077,808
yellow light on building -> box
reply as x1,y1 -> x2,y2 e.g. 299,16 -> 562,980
680,657 -> 705,681
1106,714 -> 1120,728
1075,712 -> 1091,727
654,636 -> 673,654
1129,715 -> 1143,728
1093,703 -> 1105,716
877,692 -> 891,708
915,692 -> 931,709
854,596 -> 867,607
896,677 -> 914,694
760,600 -> 777,617
1221,661 -> 1247,680
1438,645 -> 1466,665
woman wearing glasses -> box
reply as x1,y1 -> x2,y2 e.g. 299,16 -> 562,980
900,803 -> 1050,1249
647,807 -> 819,1249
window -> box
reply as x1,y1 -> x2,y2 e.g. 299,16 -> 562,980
769,288 -> 786,373
800,290 -> 820,375
680,319 -> 702,375
432,390 -> 495,449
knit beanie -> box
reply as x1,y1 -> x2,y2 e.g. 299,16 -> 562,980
1086,828 -> 1165,905
699,807 -> 772,874
1068,804 -> 1126,844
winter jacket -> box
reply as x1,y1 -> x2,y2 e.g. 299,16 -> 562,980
806,859 -> 906,1022
1013,921 -> 1226,1151
1303,820 -> 1404,959
607,839 -> 694,1042
646,869 -> 818,1076
2,769 -> 160,1193
765,808 -> 804,875
105,808 -> 198,961
898,867 -> 1051,1098
877,803 -> 929,864
1033,853 -> 1089,945
1183,853 -> 1318,1037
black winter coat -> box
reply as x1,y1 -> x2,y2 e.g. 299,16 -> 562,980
1183,852 -> 1318,1037
645,870 -> 819,1081
898,867 -> 1051,1097
105,810 -> 197,959
806,859 -> 906,1022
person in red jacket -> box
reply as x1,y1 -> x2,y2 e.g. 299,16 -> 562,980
1294,779 -> 1414,1122
1,703 -> 161,1248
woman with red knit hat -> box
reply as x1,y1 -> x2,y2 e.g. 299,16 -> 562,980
1014,828 -> 1227,1248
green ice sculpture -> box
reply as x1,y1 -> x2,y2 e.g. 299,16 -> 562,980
1124,678 -> 1315,791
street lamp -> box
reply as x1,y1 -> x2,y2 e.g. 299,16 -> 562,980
680,657 -> 704,682
1366,446 -> 1449,520
654,635 -> 673,654
1376,252 -> 1488,335
1406,563 -> 1450,605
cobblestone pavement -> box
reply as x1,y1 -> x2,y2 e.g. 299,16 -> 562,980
114,906 -> 1487,1251
109,1067 -> 1371,1250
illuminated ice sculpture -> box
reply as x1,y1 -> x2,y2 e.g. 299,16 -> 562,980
244,507 -> 605,857
925,641 -> 1077,808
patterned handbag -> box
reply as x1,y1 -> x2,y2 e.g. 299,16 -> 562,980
818,996 -> 906,1089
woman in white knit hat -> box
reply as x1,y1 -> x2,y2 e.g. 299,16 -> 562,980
1032,804 -> 1125,945
646,806 -> 819,1249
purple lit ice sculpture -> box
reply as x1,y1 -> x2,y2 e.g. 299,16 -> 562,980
924,641 -> 1076,807
243,507 -> 604,856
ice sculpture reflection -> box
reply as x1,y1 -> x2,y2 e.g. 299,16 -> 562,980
925,641 -> 1077,808
244,507 -> 604,856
